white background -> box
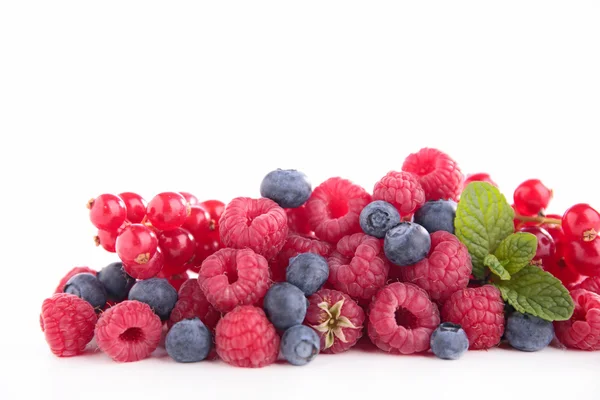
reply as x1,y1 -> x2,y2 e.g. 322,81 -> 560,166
1,1 -> 599,399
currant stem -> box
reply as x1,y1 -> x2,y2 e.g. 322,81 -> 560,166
514,214 -> 561,225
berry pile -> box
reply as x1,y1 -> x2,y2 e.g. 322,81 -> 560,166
40,149 -> 600,367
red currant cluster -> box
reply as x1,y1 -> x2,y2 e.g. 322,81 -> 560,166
88,192 -> 224,288
467,175 -> 600,286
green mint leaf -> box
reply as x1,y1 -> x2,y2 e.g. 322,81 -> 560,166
493,265 -> 574,321
454,182 -> 515,279
494,232 -> 538,275
484,254 -> 511,280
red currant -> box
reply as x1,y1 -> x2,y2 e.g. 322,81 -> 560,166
513,179 -> 553,216
542,213 -> 564,242
562,203 -> 600,242
116,224 -> 159,265
464,173 -> 497,187
286,205 -> 312,235
146,192 -> 189,231
543,250 -> 581,287
512,204 -> 538,230
118,192 -> 147,223
88,194 -> 127,231
518,226 -> 555,266
123,246 -> 164,279
563,239 -> 600,277
95,229 -> 118,252
198,200 -> 225,231
179,192 -> 199,206
193,231 -> 222,265
158,228 -> 196,269
182,206 -> 211,238
156,271 -> 189,292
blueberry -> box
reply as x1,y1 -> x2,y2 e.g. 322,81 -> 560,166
280,325 -> 320,366
260,169 -> 312,208
64,273 -> 107,310
286,253 -> 329,296
505,312 -> 554,352
128,278 -> 178,321
263,282 -> 307,330
414,200 -> 457,234
359,200 -> 401,238
97,262 -> 135,302
430,322 -> 469,360
166,318 -> 212,363
384,222 -> 431,266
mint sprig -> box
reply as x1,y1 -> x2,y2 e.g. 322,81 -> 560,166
494,232 -> 537,275
493,266 -> 574,321
484,254 -> 510,280
455,181 -> 574,322
455,182 -> 514,279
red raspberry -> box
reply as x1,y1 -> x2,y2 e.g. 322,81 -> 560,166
219,197 -> 288,260
168,279 -> 221,330
327,233 -> 389,301
368,282 -> 440,354
95,300 -> 163,362
54,266 -> 97,294
40,293 -> 97,357
304,289 -> 365,354
286,204 -> 313,235
399,231 -> 471,303
554,289 -> 600,350
573,276 -> 600,296
402,148 -> 464,201
270,233 -> 333,282
372,171 -> 426,217
198,248 -> 271,313
441,285 -> 505,350
306,177 -> 372,244
215,305 -> 279,368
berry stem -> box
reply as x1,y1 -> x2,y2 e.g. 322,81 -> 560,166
514,214 -> 561,226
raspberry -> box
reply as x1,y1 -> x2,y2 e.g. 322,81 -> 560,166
402,148 -> 464,201
306,177 -> 372,244
304,289 -> 365,354
327,233 -> 389,301
270,233 -> 333,282
441,285 -> 505,350
573,276 -> 600,296
54,266 -> 97,294
198,248 -> 271,313
372,171 -> 426,217
219,197 -> 288,260
286,204 -> 313,235
40,293 -> 97,357
168,279 -> 220,331
215,305 -> 280,368
554,289 -> 600,350
399,231 -> 471,303
368,282 -> 439,354
95,300 -> 163,362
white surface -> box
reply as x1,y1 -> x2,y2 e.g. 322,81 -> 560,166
1,1 -> 600,399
